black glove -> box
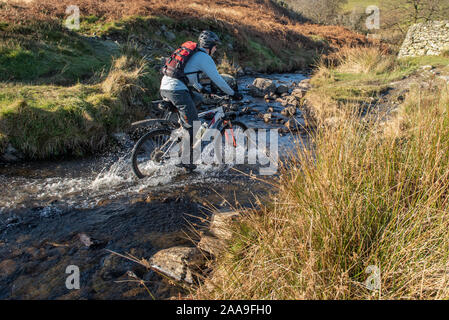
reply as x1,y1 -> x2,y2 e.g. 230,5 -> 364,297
232,92 -> 243,101
199,87 -> 211,95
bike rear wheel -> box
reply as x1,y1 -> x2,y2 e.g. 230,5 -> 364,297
131,129 -> 176,179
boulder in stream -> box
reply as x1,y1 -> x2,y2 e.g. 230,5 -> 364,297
248,78 -> 276,97
0,144 -> 24,163
276,84 -> 289,95
263,113 -> 272,123
197,211 -> 240,257
149,246 -> 206,284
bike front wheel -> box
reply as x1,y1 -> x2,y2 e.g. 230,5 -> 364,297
131,129 -> 177,179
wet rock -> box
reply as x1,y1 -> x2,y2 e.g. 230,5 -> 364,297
99,254 -> 131,281
281,106 -> 297,117
276,84 -> 289,95
97,199 -> 113,207
263,113 -> 272,123
197,235 -> 226,256
299,78 -> 311,87
264,94 -> 273,102
284,119 -> 298,131
78,233 -> 107,249
241,107 -> 255,115
286,96 -> 299,107
243,67 -> 256,75
209,211 -> 240,240
130,197 -> 146,205
149,247 -> 206,284
1,144 -> 24,162
292,88 -> 307,99
248,78 -> 276,97
0,259 -> 17,277
111,133 -> 133,148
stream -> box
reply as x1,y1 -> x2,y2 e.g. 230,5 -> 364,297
0,73 -> 309,300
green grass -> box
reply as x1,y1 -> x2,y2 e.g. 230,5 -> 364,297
305,48 -> 449,124
0,23 -> 119,84
0,41 -> 158,159
343,0 -> 381,11
0,85 -> 108,157
400,55 -> 449,69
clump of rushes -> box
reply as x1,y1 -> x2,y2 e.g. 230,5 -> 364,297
195,83 -> 449,300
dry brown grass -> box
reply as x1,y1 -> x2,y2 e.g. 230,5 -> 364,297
335,47 -> 396,74
0,0 -> 371,56
194,82 -> 449,300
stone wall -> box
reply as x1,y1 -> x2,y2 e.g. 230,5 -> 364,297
398,21 -> 449,58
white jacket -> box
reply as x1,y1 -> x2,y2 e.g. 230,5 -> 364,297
160,48 -> 235,96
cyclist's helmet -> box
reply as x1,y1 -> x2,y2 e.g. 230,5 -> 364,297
198,30 -> 221,49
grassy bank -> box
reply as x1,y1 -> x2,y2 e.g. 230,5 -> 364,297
303,47 -> 449,127
0,0 -> 370,159
194,49 -> 449,299
0,19 -> 161,158
0,21 -> 160,158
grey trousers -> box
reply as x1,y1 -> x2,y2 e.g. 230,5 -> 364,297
160,89 -> 203,129
160,89 -> 203,163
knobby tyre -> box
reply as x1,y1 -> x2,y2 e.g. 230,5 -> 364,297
131,129 -> 173,179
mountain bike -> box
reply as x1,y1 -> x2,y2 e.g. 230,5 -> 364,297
130,95 -> 250,179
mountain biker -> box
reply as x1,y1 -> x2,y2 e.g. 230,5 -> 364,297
160,30 -> 243,170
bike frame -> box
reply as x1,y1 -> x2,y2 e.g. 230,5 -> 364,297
155,105 -> 239,161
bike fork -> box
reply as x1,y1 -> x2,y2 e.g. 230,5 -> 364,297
223,122 -> 237,147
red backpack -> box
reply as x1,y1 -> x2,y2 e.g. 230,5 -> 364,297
162,41 -> 200,84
